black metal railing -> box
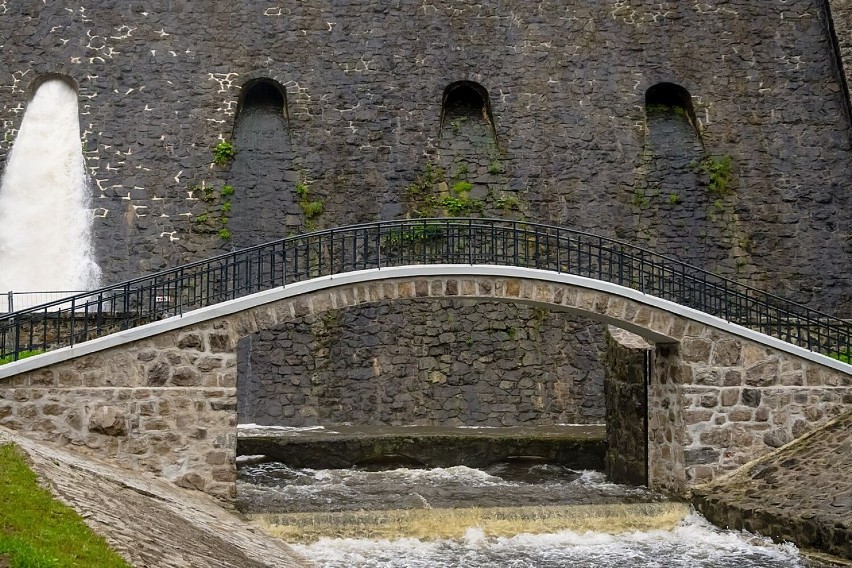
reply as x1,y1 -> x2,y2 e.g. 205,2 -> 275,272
2,290 -> 89,314
2,218 -> 850,363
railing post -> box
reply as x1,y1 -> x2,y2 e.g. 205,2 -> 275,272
6,291 -> 11,313
468,218 -> 473,265
122,283 -> 131,330
69,297 -> 76,347
376,223 -> 382,269
13,315 -> 21,360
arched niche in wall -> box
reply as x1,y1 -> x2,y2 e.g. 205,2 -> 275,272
440,80 -> 497,142
414,81 -> 505,218
639,82 -> 730,270
227,77 -> 298,248
645,82 -> 698,134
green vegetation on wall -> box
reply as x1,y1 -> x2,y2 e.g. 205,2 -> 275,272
691,154 -> 734,197
191,182 -> 235,241
295,180 -> 325,230
404,161 -> 527,218
212,140 -> 236,167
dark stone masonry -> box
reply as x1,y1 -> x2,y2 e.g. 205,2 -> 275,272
1,1 -> 851,315
2,2 -> 852,558
604,327 -> 652,487
237,299 -> 607,427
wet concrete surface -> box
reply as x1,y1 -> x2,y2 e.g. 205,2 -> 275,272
237,424 -> 607,470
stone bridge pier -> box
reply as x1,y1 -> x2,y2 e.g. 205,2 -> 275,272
1,269 -> 850,501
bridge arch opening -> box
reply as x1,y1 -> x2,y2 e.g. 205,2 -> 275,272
235,294 -> 651,489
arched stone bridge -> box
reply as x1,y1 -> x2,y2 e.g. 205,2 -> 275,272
0,220 -> 850,500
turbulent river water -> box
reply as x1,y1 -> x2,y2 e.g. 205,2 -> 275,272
238,461 -> 815,568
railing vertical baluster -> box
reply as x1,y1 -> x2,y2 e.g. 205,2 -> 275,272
13,316 -> 21,360
513,221 -> 519,266
330,230 -> 336,276
376,223 -> 382,269
69,298 -> 76,348
468,218 -> 473,265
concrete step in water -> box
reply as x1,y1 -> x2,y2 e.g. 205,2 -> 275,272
237,424 -> 607,470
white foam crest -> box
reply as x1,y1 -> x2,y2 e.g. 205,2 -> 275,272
293,513 -> 807,568
0,79 -> 100,296
373,465 -> 505,485
238,424 -> 332,433
245,465 -> 507,491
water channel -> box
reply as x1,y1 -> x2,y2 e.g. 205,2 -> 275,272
237,426 -> 821,568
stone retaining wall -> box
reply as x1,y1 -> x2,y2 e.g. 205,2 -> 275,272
238,299 -> 607,428
692,410 -> 852,560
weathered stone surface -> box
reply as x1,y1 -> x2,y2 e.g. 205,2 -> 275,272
0,429 -> 310,568
604,327 -> 651,486
693,410 -> 852,560
88,404 -> 127,436
238,299 -> 608,428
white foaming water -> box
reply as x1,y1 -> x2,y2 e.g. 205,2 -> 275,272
293,514 -> 808,568
0,79 -> 100,298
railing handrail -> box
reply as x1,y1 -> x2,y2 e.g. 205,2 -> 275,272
2,218 -> 850,362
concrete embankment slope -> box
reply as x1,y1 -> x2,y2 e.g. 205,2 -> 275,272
692,410 -> 852,560
0,427 -> 312,568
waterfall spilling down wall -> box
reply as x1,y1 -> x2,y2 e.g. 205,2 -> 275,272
0,79 -> 100,302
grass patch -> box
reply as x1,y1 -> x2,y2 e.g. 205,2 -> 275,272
0,444 -> 131,567
829,351 -> 852,364
0,350 -> 43,366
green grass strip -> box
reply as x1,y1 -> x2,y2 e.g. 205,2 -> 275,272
0,350 -> 43,366
0,444 -> 131,568
829,350 -> 852,364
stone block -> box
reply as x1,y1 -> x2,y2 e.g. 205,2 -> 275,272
741,388 -> 761,407
720,389 -> 740,407
712,339 -> 742,366
505,279 -> 521,297
177,333 -> 204,350
745,360 -> 780,387
171,367 -> 202,387
729,408 -> 754,422
681,338 -> 713,363
88,405 -> 128,436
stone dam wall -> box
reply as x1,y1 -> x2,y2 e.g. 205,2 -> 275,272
0,1 -> 851,316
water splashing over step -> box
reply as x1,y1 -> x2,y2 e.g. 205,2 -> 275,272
0,78 -> 100,301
